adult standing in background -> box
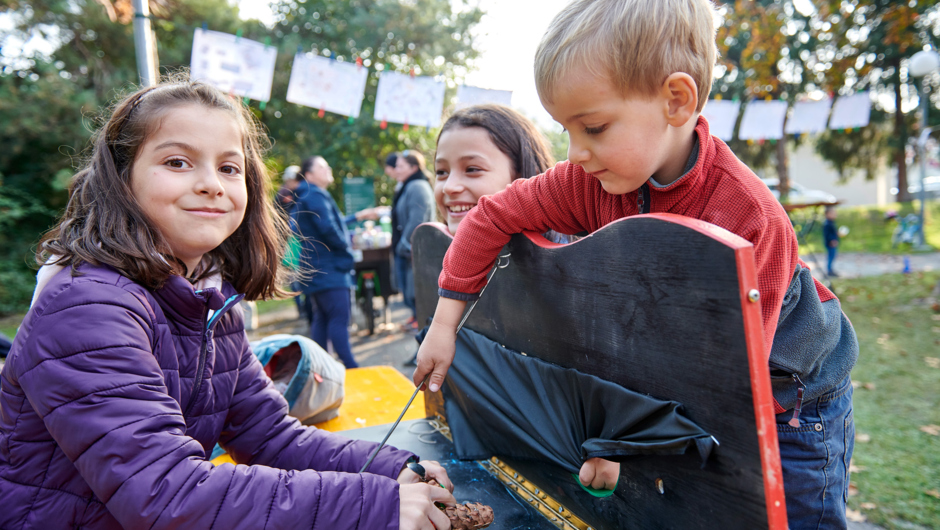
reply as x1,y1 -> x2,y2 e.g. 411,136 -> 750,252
392,150 -> 435,330
291,156 -> 359,368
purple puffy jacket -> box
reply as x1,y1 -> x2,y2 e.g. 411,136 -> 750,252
0,264 -> 414,529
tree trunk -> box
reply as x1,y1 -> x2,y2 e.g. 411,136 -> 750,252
776,136 -> 790,202
894,58 -> 911,203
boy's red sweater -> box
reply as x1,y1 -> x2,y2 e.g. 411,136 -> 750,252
439,117 -> 836,376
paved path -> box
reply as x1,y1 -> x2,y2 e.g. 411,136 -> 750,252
801,251 -> 940,282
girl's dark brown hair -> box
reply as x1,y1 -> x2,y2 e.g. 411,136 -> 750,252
436,104 -> 555,181
38,73 -> 290,300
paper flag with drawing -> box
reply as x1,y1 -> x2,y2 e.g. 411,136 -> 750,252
374,71 -> 446,128
286,54 -> 369,118
190,28 -> 276,102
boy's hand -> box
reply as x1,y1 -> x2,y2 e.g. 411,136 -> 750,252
578,458 -> 620,490
413,297 -> 467,392
413,324 -> 456,392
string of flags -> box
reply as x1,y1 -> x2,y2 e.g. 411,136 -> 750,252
700,92 -> 872,143
189,28 -> 511,128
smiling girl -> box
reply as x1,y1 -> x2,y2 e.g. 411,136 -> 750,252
434,104 -> 555,235
0,78 -> 454,530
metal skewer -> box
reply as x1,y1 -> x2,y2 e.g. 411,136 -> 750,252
359,253 -> 510,474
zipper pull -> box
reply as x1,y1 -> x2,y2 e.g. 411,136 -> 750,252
788,373 -> 806,428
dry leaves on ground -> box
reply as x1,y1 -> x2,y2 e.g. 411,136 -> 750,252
848,483 -> 859,497
856,433 -> 871,443
863,382 -> 876,390
926,357 -> 940,369
919,425 -> 940,436
925,490 -> 940,499
846,508 -> 867,522
849,463 -> 866,473
860,502 -> 877,510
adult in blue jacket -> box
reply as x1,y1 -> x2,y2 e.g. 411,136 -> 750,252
292,156 -> 358,368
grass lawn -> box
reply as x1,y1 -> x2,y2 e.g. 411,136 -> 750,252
793,200 -> 940,255
255,297 -> 297,316
832,271 -> 940,529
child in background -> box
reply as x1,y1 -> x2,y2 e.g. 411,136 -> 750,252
415,0 -> 859,526
0,77 -> 454,530
823,205 -> 840,277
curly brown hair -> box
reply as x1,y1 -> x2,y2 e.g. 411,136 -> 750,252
37,74 -> 291,300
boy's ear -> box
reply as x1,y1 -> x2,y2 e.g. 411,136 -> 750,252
661,73 -> 698,128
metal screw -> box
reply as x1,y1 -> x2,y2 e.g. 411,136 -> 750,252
748,289 -> 760,302
656,478 -> 665,495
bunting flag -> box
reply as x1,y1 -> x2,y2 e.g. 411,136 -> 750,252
286,54 -> 369,118
374,71 -> 446,128
701,99 -> 740,141
738,100 -> 788,141
828,92 -> 872,130
785,98 -> 833,135
455,85 -> 513,110
190,28 -> 276,102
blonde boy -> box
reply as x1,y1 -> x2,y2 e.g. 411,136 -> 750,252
416,0 -> 858,527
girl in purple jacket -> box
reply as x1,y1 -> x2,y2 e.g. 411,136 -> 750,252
0,76 -> 455,530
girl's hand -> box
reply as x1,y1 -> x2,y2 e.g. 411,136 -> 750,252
578,457 -> 620,490
397,460 -> 454,492
414,325 -> 457,392
413,297 -> 467,392
399,483 -> 455,530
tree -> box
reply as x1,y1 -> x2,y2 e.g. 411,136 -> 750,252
713,0 -> 820,200
806,1 -> 940,202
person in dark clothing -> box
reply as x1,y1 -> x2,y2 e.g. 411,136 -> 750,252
823,205 -> 840,277
291,156 -> 359,368
275,165 -> 303,215
392,150 -> 435,329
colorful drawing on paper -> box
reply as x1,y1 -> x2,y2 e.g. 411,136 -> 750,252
701,100 -> 741,141
455,85 -> 512,110
374,71 -> 446,128
785,98 -> 833,135
828,92 -> 871,130
286,54 -> 369,118
190,28 -> 277,102
738,100 -> 788,141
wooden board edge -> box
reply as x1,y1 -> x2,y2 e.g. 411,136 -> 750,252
736,245 -> 788,530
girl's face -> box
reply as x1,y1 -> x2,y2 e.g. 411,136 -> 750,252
131,104 -> 248,275
434,126 -> 514,234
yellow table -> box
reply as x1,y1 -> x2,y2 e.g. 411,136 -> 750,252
211,366 -> 425,465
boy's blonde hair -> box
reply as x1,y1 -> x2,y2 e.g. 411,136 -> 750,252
535,0 -> 718,112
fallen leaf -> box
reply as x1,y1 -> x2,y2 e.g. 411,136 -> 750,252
848,483 -> 859,497
906,322 -> 913,327
852,381 -> 861,388
860,502 -> 877,510
919,425 -> 940,436
926,357 -> 940,369
846,508 -> 866,522
849,463 -> 866,473
926,490 -> 940,499
856,433 -> 871,443
863,382 -> 876,390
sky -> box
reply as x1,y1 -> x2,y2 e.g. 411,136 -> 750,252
237,0 -> 571,128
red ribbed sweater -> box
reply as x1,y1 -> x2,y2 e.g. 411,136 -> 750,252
439,117 -> 836,369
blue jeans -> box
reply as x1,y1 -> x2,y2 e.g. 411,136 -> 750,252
395,254 -> 416,319
310,288 -> 358,369
827,245 -> 838,275
776,376 -> 854,529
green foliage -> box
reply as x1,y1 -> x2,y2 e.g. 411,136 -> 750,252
814,107 -> 897,182
833,272 -> 940,529
0,0 -> 482,315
